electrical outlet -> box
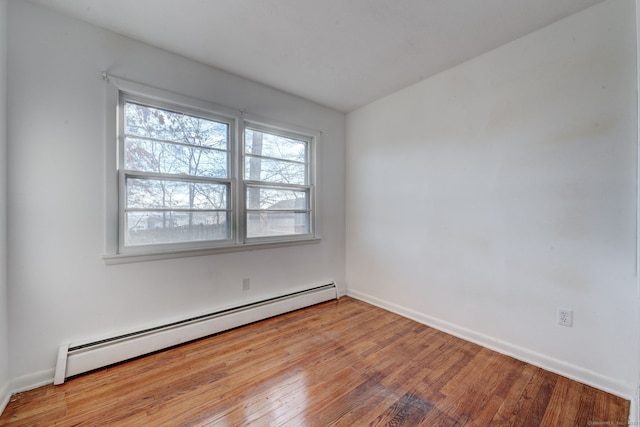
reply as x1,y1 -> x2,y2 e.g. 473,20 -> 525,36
558,308 -> 573,327
242,278 -> 250,291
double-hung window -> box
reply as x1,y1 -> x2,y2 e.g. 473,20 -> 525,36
110,80 -> 318,259
120,95 -> 233,251
244,125 -> 313,240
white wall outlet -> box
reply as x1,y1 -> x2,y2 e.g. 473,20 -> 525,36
558,308 -> 573,327
242,278 -> 250,291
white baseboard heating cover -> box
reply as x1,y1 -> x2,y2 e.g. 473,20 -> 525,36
54,282 -> 337,385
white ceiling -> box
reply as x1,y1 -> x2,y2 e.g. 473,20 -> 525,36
28,0 -> 604,112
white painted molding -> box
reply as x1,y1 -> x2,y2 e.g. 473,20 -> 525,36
0,381 -> 10,417
3,289 -> 633,419
53,345 -> 69,385
8,369 -> 54,395
633,386 -> 640,424
347,289 -> 635,402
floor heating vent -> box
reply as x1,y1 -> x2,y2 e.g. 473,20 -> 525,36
54,282 -> 337,385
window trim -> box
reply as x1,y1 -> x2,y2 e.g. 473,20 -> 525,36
103,77 -> 321,263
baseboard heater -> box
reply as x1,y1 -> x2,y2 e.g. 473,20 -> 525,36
54,282 -> 337,385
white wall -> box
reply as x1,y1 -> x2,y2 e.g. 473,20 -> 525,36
0,0 -> 8,413
6,1 -> 345,388
347,0 -> 639,398
637,0 -> 640,416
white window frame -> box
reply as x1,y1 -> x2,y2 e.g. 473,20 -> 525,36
103,77 -> 320,263
242,121 -> 316,245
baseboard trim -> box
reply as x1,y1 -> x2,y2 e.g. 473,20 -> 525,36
9,369 -> 54,395
633,386 -> 640,424
0,381 -> 10,417
3,290 -> 635,422
0,370 -> 54,417
347,289 -> 634,403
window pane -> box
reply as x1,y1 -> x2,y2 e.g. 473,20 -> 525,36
245,129 -> 306,162
125,102 -> 228,150
245,156 -> 306,185
246,187 -> 307,210
246,212 -> 309,238
127,178 -> 228,210
125,137 -> 228,178
125,211 -> 230,246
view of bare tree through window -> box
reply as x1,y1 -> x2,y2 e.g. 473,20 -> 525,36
123,101 -> 231,246
117,92 -> 316,252
244,128 -> 311,238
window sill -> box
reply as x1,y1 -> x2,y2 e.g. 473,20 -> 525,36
103,237 -> 321,265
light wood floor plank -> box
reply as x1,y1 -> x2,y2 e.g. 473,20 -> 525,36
0,297 -> 629,426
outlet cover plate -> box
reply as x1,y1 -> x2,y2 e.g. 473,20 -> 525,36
558,308 -> 573,327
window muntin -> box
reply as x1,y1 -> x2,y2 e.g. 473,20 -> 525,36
124,209 -> 231,246
244,127 -> 312,240
125,102 -> 228,150
123,102 -> 229,177
125,137 -> 228,178
246,188 -> 308,210
126,178 -> 228,210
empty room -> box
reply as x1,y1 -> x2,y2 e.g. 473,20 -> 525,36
0,0 -> 639,425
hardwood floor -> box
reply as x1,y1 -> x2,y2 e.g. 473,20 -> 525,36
0,297 -> 629,426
